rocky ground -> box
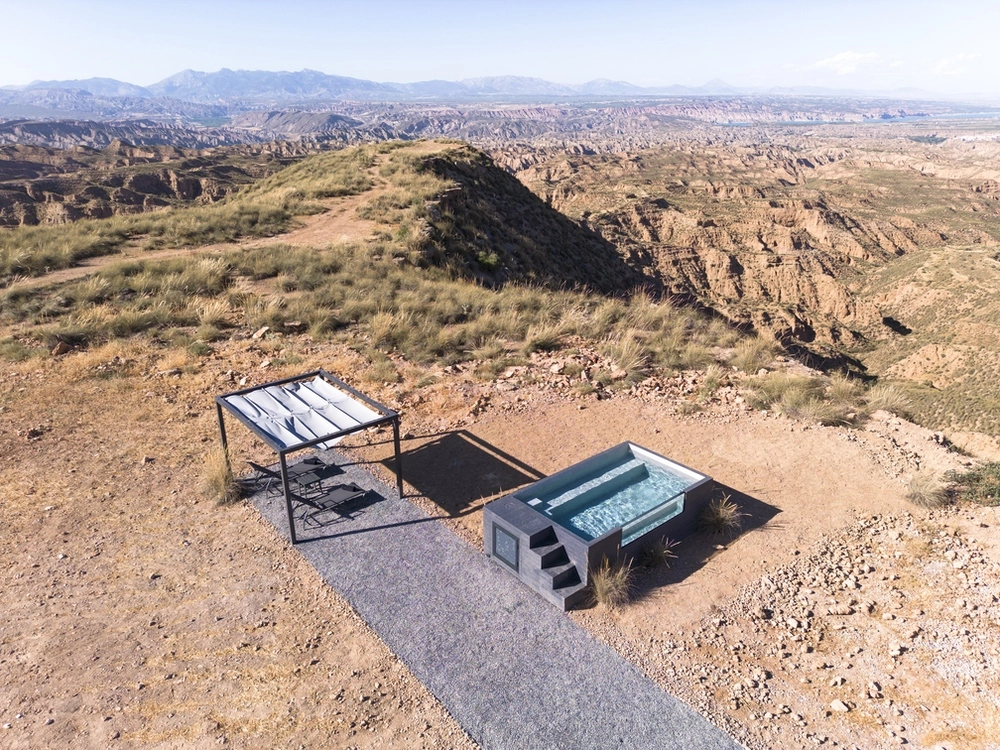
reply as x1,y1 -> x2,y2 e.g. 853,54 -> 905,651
0,352 -> 476,749
3,331 -> 999,748
350,345 -> 998,750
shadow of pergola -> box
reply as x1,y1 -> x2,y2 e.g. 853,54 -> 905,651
384,430 -> 545,517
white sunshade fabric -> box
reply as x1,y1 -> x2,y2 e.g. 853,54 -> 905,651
223,376 -> 383,450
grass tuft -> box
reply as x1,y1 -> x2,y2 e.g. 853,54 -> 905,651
865,383 -> 911,415
589,556 -> 634,609
638,536 -> 680,569
701,493 -> 745,534
905,473 -> 950,508
729,335 -> 775,373
947,462 -> 1000,506
204,447 -> 241,505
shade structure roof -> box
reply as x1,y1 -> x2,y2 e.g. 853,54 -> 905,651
221,376 -> 380,451
217,370 -> 397,454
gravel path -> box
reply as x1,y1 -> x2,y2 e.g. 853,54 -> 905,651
249,456 -> 743,750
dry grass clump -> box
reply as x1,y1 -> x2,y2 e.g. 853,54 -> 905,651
828,372 -> 865,403
0,336 -> 43,362
204,447 -> 241,505
600,332 -> 648,376
729,335 -> 776,373
701,493 -> 745,534
745,372 -> 822,409
589,556 -> 634,609
638,536 -> 680,569
905,473 -> 950,508
947,462 -> 1000,507
699,363 -> 727,400
197,298 -> 232,328
865,383 -> 911,416
744,371 -> 867,426
522,321 -> 566,354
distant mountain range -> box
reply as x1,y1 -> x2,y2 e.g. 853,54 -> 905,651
1,68 -> 949,104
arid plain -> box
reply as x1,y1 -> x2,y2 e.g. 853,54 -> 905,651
2,110 -> 1000,750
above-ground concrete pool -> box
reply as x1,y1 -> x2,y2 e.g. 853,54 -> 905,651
484,442 -> 713,610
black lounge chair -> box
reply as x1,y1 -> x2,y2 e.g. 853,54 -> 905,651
248,461 -> 281,493
300,482 -> 368,527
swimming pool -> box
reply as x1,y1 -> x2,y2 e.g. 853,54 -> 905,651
525,454 -> 692,544
483,442 -> 713,610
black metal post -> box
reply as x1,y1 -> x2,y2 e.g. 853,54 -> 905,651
279,452 -> 297,544
216,402 -> 230,474
392,417 -> 404,499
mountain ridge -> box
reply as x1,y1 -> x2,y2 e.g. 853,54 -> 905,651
2,68 -> 956,103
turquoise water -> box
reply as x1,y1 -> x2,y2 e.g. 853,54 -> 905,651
544,460 -> 691,542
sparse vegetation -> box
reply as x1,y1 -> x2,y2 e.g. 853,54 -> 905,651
864,383 -> 911,416
905,473 -> 950,508
0,145 -> 381,280
638,536 -> 680,569
742,371 -> 913,427
589,556 -> 634,608
1,240 -> 739,376
698,363 -> 726,400
204,447 -> 241,505
744,372 -> 856,424
948,462 -> 1000,507
729,336 -> 775,374
701,493 -> 745,534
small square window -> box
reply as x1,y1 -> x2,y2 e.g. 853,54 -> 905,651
492,524 -> 519,572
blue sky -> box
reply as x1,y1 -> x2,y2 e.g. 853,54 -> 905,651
3,0 -> 998,95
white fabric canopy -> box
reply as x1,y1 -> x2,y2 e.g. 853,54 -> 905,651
222,376 -> 382,450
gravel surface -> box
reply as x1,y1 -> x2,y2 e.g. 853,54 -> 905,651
249,455 -> 743,750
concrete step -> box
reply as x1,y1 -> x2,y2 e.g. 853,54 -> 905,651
541,560 -> 581,589
531,541 -> 569,568
554,580 -> 590,611
527,525 -> 557,549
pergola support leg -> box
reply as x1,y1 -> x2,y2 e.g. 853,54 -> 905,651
216,403 -> 230,473
392,418 -> 404,499
279,452 -> 297,545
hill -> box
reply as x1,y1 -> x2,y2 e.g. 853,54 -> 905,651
509,134 -> 1000,440
1,138 -> 999,750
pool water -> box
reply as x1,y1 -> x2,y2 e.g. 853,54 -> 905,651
540,458 -> 691,543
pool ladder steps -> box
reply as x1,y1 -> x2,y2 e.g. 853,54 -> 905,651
527,527 -> 588,610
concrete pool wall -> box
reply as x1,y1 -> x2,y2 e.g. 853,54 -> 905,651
483,442 -> 713,610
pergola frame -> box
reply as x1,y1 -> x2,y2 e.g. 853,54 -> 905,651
215,369 -> 402,544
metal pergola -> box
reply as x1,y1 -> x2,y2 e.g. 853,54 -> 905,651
215,369 -> 402,544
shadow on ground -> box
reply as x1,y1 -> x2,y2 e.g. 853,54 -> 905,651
628,483 -> 782,604
383,430 -> 545,517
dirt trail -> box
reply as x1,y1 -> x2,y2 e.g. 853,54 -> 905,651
8,192 -> 377,293
7,140 -> 456,292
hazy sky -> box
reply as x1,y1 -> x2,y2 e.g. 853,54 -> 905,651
3,0 -> 998,95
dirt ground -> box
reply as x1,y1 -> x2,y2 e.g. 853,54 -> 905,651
0,355 -> 475,749
353,352 -> 1000,750
2,288 -> 999,749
